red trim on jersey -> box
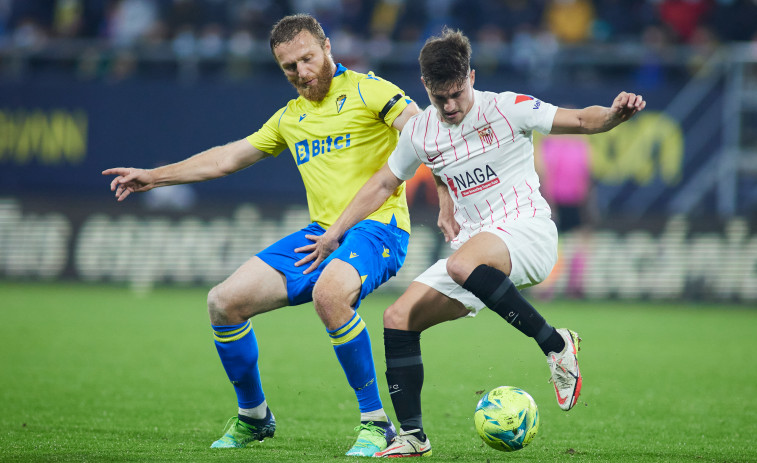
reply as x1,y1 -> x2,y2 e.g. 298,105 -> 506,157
512,185 -> 520,218
410,118 -> 424,164
500,193 -> 508,220
525,180 -> 537,217
494,97 -> 515,142
434,121 -> 445,166
422,113 -> 431,160
463,206 -> 475,223
447,128 -> 459,160
474,204 -> 484,220
514,94 -> 534,104
486,199 -> 494,225
472,123 -> 487,154
461,124 -> 471,159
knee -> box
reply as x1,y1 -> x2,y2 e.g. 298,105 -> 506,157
311,280 -> 338,323
446,254 -> 476,286
207,285 -> 224,324
383,302 -> 408,330
312,267 -> 360,328
207,284 -> 239,326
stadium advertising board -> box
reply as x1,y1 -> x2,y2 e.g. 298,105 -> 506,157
1,197 -> 756,301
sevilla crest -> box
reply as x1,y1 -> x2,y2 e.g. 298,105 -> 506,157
478,125 -> 495,145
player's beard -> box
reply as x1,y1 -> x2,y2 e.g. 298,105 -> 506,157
290,57 -> 334,102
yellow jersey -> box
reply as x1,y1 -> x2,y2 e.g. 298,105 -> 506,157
246,64 -> 412,233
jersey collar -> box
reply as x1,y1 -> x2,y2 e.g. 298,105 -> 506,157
334,63 -> 347,77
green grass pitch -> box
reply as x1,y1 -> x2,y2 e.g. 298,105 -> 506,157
1,282 -> 756,462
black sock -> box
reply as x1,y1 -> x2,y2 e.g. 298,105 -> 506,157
384,328 -> 425,439
462,264 -> 564,355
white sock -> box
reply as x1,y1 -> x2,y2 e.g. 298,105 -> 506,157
361,409 -> 388,423
238,401 -> 268,420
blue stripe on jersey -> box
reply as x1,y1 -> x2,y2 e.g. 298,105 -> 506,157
357,81 -> 367,106
277,107 -> 288,128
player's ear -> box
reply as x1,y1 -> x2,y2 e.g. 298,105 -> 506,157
323,37 -> 331,55
469,69 -> 475,87
421,76 -> 428,91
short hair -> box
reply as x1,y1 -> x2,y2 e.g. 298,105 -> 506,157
269,14 -> 327,54
419,28 -> 472,94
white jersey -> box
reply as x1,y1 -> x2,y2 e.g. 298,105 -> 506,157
388,89 -> 558,247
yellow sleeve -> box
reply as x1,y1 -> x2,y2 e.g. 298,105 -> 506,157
246,106 -> 289,156
356,72 -> 413,127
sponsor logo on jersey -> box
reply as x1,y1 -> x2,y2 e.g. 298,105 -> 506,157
514,94 -> 534,104
294,134 -> 351,165
299,113 -> 307,121
478,125 -> 495,145
448,164 -> 500,198
336,94 -> 347,113
514,94 -> 541,110
349,251 -> 359,258
444,174 -> 458,199
382,247 -> 390,258
427,152 -> 442,163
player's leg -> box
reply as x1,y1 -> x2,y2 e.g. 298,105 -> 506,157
445,231 -> 565,355
375,281 -> 469,458
313,258 -> 380,417
446,222 -> 581,411
313,259 -> 396,456
207,256 -> 288,448
312,220 -> 409,456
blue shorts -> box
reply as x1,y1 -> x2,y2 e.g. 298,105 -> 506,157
256,219 -> 409,308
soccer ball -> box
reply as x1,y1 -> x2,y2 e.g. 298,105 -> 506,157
474,386 -> 540,452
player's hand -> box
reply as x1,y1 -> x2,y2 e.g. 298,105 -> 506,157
437,201 -> 459,243
294,233 -> 341,274
436,183 -> 459,242
611,91 -> 646,123
102,167 -> 156,201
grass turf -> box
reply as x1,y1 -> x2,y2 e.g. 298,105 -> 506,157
1,282 -> 756,462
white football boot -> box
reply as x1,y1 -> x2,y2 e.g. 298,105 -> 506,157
374,429 -> 432,458
547,328 -> 582,411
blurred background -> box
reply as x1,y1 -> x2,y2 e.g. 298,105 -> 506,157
0,0 -> 756,302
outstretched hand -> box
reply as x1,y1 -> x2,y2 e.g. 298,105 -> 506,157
102,167 -> 155,201
611,91 -> 646,123
294,232 -> 341,274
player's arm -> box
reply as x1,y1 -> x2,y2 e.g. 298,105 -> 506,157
295,163 -> 404,274
103,139 -> 270,201
434,174 -> 459,242
550,91 -> 646,135
392,100 -> 457,241
392,101 -> 421,131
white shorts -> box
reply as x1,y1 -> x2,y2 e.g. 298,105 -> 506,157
414,217 -> 558,315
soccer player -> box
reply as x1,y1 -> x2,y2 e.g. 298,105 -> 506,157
297,28 -> 646,457
102,14 -> 428,457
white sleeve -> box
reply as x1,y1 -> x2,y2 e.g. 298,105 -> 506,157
387,121 -> 422,181
502,92 -> 558,135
